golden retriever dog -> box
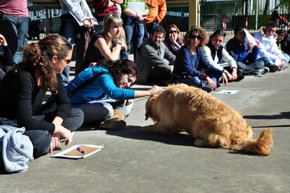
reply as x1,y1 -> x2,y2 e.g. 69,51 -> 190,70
143,84 -> 273,156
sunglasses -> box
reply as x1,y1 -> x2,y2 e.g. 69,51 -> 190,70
189,34 -> 201,40
169,30 -> 177,34
64,58 -> 71,64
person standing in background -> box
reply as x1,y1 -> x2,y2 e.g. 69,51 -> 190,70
120,0 -> 149,60
58,0 -> 95,85
0,0 -> 29,64
92,0 -> 124,32
144,0 -> 167,35
271,6 -> 280,27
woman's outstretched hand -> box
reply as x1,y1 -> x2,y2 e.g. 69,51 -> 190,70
149,85 -> 164,96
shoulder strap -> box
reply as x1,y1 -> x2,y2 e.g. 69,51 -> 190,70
67,71 -> 109,98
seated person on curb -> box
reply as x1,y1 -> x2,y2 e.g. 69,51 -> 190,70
0,35 -> 84,158
201,29 -> 240,81
276,29 -> 290,68
0,34 -> 15,80
135,26 -> 176,85
254,22 -> 288,71
164,24 -> 184,56
226,27 -> 267,76
80,13 -> 127,72
172,26 -> 227,92
66,59 -> 163,130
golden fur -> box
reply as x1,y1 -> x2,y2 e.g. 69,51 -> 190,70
144,84 -> 273,156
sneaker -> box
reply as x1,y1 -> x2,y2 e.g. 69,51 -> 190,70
263,67 -> 269,73
202,87 -> 212,93
237,69 -> 243,76
269,65 -> 280,72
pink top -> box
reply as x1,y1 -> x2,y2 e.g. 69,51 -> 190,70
0,0 -> 28,17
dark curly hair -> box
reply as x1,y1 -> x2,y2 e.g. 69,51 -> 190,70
98,59 -> 139,86
183,26 -> 208,47
16,34 -> 72,93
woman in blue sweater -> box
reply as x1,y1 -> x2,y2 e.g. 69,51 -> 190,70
66,59 -> 163,130
172,26 -> 227,92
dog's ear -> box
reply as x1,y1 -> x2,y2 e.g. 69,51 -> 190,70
145,95 -> 158,120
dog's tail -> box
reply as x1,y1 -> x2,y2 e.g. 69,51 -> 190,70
231,128 -> 273,156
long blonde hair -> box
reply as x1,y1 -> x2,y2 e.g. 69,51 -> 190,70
103,13 -> 127,49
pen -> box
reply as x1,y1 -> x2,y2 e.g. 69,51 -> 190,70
77,147 -> 85,154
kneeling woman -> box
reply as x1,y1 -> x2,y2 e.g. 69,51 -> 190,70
172,26 -> 228,91
66,60 -> 163,130
0,35 -> 84,158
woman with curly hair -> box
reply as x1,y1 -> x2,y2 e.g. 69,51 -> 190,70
66,59 -> 163,130
0,35 -> 84,158
172,26 -> 227,92
80,13 -> 127,73
164,24 -> 183,56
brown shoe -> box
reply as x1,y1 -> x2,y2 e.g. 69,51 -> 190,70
269,65 -> 280,72
99,109 -> 126,130
99,118 -> 126,130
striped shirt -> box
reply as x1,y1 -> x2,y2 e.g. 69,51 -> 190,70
92,0 -> 118,20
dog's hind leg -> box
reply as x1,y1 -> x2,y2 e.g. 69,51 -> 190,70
193,133 -> 230,148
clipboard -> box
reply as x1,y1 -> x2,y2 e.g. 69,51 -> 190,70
50,144 -> 104,159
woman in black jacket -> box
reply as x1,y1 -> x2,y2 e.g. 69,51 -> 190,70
0,35 -> 84,158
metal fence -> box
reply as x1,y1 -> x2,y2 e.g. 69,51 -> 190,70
163,0 -> 289,33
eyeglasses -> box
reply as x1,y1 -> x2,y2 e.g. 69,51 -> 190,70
189,34 -> 201,40
169,30 -> 177,34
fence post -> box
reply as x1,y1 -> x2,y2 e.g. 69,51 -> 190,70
223,18 -> 226,31
245,17 -> 248,30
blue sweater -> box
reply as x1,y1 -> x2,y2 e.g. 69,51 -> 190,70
66,66 -> 135,104
225,38 -> 260,64
173,45 -> 223,79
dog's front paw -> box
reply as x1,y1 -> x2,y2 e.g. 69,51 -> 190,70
141,125 -> 154,132
194,139 -> 207,147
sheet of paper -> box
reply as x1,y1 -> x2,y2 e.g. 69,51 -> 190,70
50,144 -> 104,159
216,90 -> 240,95
244,28 -> 257,46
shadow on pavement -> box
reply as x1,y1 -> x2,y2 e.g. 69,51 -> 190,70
106,125 -> 195,147
244,111 -> 290,120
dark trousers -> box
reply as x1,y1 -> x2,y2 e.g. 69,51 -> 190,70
147,66 -> 172,85
24,107 -> 84,158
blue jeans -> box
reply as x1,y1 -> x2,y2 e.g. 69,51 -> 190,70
0,14 -> 29,64
146,22 -> 159,36
172,70 -> 222,90
60,16 -> 87,85
77,101 -> 133,126
283,53 -> 290,69
94,20 -> 104,32
121,23 -> 145,60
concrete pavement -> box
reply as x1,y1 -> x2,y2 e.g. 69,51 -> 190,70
1,65 -> 290,193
